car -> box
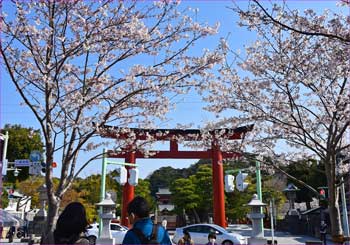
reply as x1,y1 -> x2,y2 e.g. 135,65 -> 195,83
172,224 -> 247,245
85,222 -> 128,245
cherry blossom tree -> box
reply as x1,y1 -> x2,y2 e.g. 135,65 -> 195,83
202,0 -> 350,239
0,0 -> 223,242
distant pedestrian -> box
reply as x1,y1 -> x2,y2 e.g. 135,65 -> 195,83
177,230 -> 194,245
206,232 -> 218,245
320,221 -> 327,245
23,213 -> 29,237
54,202 -> 89,244
122,196 -> 172,245
161,217 -> 167,230
6,226 -> 15,243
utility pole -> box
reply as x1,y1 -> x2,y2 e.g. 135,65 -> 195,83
99,148 -> 139,236
340,177 -> 349,245
256,160 -> 264,234
99,148 -> 108,237
0,131 -> 9,209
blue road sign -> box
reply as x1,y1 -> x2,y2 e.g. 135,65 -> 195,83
29,150 -> 42,162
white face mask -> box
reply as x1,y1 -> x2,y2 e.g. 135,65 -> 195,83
209,238 -> 216,244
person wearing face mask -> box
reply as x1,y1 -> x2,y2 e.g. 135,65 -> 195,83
206,232 -> 218,245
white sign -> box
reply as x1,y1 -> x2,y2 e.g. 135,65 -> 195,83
29,161 -> 41,175
15,159 -> 31,167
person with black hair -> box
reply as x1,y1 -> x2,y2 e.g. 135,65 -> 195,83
122,196 -> 172,245
54,202 -> 89,244
206,232 -> 218,245
320,221 -> 328,245
177,230 -> 194,245
6,226 -> 15,243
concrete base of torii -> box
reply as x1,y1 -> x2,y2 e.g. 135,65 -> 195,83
96,237 -> 115,245
248,237 -> 267,245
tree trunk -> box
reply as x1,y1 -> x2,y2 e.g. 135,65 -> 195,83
328,181 -> 343,238
325,158 -> 343,239
41,141 -> 60,244
40,198 -> 59,244
192,209 -> 200,223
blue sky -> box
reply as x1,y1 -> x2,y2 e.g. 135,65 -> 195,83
1,1 -> 348,179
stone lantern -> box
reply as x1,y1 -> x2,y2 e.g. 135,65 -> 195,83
30,184 -> 47,236
283,183 -> 299,215
247,194 -> 267,245
96,193 -> 116,245
37,184 -> 48,217
283,183 -> 300,234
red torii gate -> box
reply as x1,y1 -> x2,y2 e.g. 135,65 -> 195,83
99,124 -> 253,228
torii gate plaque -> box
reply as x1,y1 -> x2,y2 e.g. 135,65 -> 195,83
99,124 -> 253,228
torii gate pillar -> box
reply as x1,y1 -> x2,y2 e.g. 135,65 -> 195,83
212,143 -> 226,227
121,151 -> 135,226
100,125 -> 254,228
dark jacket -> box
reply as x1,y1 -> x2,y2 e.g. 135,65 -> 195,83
178,237 -> 194,245
122,218 -> 172,245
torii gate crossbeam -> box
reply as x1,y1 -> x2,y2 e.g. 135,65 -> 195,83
99,125 -> 253,228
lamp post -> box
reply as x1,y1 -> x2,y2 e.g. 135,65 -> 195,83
99,148 -> 139,232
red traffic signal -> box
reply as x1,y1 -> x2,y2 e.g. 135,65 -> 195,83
319,188 -> 326,199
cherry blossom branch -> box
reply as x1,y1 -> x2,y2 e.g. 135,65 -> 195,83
252,0 -> 350,43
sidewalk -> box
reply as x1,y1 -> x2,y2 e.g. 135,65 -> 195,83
228,224 -> 335,245
0,236 -> 40,245
0,238 -> 28,244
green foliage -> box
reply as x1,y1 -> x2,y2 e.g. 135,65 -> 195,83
190,164 -> 213,221
135,179 -> 155,211
16,176 -> 45,208
284,160 -> 326,204
1,186 -> 9,208
170,178 -> 200,212
75,172 -> 120,221
149,166 -> 186,196
2,124 -> 44,182
225,176 -> 255,221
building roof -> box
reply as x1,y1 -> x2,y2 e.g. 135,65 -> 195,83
156,188 -> 172,195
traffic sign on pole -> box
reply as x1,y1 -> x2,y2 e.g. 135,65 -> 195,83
29,162 -> 41,175
14,159 -> 31,167
29,150 -> 42,162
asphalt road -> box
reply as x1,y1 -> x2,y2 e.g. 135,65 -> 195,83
0,224 -> 334,245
